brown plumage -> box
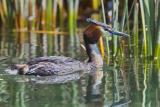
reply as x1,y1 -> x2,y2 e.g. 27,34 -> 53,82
83,24 -> 102,44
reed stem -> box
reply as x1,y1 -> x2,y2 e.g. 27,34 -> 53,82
133,3 -> 139,58
112,0 -> 119,57
52,0 -> 58,30
68,0 -> 74,35
58,0 -> 64,29
100,0 -> 109,58
139,0 -> 147,57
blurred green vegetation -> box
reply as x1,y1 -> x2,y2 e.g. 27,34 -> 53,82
0,1 -> 160,107
0,0 -> 159,60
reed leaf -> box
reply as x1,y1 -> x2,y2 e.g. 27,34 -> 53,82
145,0 -> 154,57
2,0 -> 8,17
92,0 -> 99,10
28,0 -> 34,31
0,1 -> 5,23
68,0 -> 74,35
41,0 -> 46,30
46,0 -> 52,30
2,0 -> 8,19
0,0 -> 159,61
58,0 -> 65,29
74,0 -> 79,30
0,0 -> 8,23
154,0 -> 160,60
100,0 -> 109,58
133,3 -> 139,58
139,0 -> 147,57
119,0 -> 129,57
112,0 -> 119,57
52,0 -> 58,29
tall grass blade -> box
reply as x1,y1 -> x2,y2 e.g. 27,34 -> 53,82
119,0 -> 129,57
52,0 -> 58,30
139,0 -> 147,57
2,0 -> 8,17
58,0 -> 64,29
133,3 -> 139,58
28,0 -> 34,31
68,0 -> 74,35
154,0 -> 160,60
112,0 -> 119,57
41,0 -> 46,30
0,1 -> 6,23
46,0 -> 52,30
145,0 -> 154,57
0,0 -> 8,23
74,0 -> 79,31
100,0 -> 108,59
92,0 -> 99,10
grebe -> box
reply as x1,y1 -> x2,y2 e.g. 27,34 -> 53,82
8,19 -> 128,76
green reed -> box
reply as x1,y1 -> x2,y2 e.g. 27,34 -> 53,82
67,0 -> 79,49
52,0 -> 58,30
92,0 -> 105,58
40,0 -> 46,30
120,0 -> 130,57
108,0 -> 159,60
133,3 -> 139,58
14,0 -> 27,29
100,0 -> 110,59
0,0 -> 159,60
58,0 -> 65,29
28,0 -> 34,30
112,0 -> 119,57
139,0 -> 155,57
154,0 -> 160,60
67,0 -> 79,35
0,0 -> 8,23
46,0 -> 52,30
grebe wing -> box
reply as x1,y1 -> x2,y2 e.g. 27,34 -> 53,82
27,56 -> 76,65
27,61 -> 87,76
27,62 -> 60,76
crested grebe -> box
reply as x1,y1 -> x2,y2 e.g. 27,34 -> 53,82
8,19 -> 128,76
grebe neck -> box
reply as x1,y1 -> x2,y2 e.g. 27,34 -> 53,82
85,43 -> 103,66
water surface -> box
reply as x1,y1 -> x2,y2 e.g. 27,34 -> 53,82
0,31 -> 159,107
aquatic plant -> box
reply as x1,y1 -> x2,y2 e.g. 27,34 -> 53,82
0,0 -> 159,60
100,0 -> 108,59
133,3 -> 139,58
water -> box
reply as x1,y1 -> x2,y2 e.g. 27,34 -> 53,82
0,31 -> 159,107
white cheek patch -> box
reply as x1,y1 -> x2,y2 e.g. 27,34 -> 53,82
5,69 -> 19,75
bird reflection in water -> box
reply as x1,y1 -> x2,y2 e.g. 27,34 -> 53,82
85,67 -> 104,106
85,66 -> 131,107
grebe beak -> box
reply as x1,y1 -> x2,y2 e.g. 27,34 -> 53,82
86,18 -> 129,37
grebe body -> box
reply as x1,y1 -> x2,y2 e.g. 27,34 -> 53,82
9,24 -> 103,76
13,56 -> 90,76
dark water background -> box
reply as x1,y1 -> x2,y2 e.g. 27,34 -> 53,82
0,31 -> 159,107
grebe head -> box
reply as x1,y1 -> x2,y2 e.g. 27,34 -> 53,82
10,64 -> 29,75
83,24 -> 103,66
83,24 -> 102,44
